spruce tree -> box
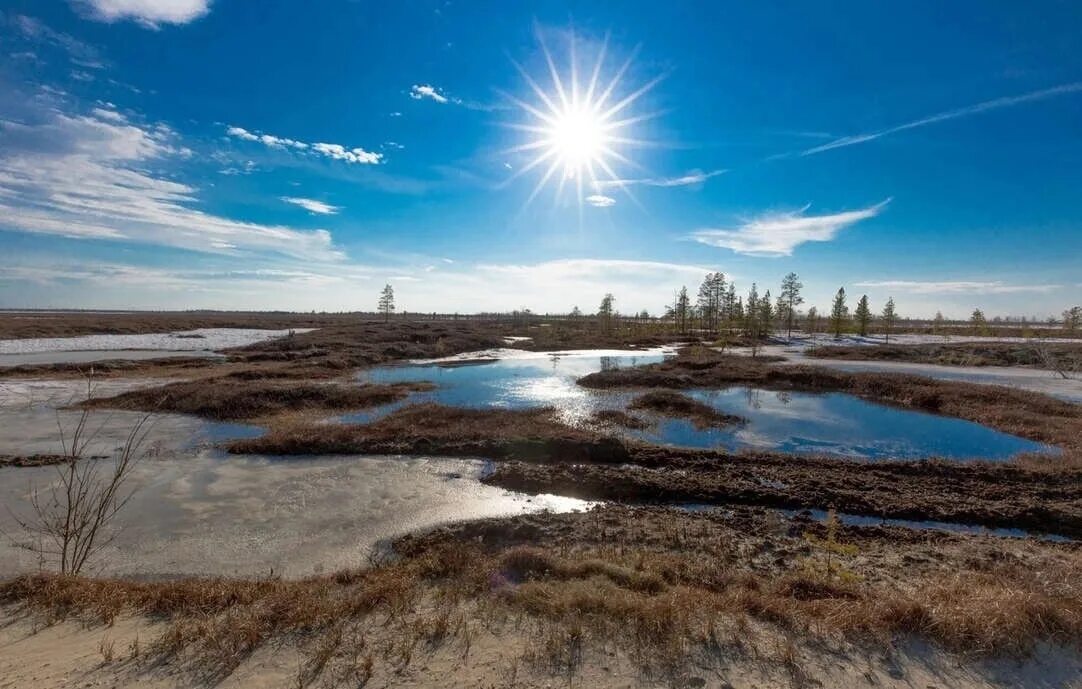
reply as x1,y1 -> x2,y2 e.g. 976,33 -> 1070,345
778,272 -> 804,340
830,287 -> 848,339
881,298 -> 897,343
854,294 -> 872,337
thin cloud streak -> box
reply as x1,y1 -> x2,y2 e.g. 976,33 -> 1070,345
690,200 -> 889,257
802,82 -> 1082,156
854,280 -> 1062,295
595,168 -> 726,189
281,197 -> 340,215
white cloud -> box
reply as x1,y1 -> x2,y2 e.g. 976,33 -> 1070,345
596,169 -> 726,189
585,194 -> 615,208
281,197 -> 340,215
410,84 -> 449,103
227,125 -> 382,164
225,125 -> 258,141
74,0 -> 211,28
690,200 -> 889,257
311,142 -> 382,164
853,280 -> 1062,295
0,107 -> 343,261
802,82 -> 1082,156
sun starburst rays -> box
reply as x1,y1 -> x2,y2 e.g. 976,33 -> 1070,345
504,30 -> 661,209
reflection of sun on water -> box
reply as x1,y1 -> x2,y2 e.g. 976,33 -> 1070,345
504,29 -> 662,207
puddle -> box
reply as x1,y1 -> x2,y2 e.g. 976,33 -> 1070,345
0,452 -> 592,579
789,508 -> 1072,542
350,351 -> 1051,461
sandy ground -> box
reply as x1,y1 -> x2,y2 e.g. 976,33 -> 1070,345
1,610 -> 1079,689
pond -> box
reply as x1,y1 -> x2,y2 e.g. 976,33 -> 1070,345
354,349 -> 1051,461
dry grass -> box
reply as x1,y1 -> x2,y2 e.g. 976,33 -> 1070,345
228,403 -> 631,462
0,454 -> 83,468
3,506 -> 1079,684
806,341 -> 1082,372
81,379 -> 432,421
629,390 -> 744,429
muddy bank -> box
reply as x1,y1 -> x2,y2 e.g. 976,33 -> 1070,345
579,347 -> 1082,453
629,390 -> 745,428
228,403 -> 633,462
82,378 -> 434,421
806,341 -> 1082,372
483,458 -> 1082,539
0,453 -> 82,467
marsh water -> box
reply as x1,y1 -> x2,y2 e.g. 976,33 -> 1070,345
355,349 -> 1049,461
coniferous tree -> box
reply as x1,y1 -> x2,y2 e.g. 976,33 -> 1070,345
970,308 -> 988,334
569,306 -> 582,318
744,283 -> 760,338
854,294 -> 872,337
598,293 -> 615,333
881,297 -> 897,343
806,306 -> 819,336
759,289 -> 774,338
673,286 -> 691,334
830,287 -> 848,339
724,282 -> 738,333
778,272 -> 804,340
1062,306 -> 1081,333
377,284 -> 395,321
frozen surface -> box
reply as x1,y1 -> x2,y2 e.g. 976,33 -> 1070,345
0,328 -> 313,367
0,399 -> 589,578
741,342 -> 1082,403
0,451 -> 590,579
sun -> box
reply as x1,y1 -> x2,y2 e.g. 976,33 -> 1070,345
503,30 -> 662,207
548,105 -> 606,174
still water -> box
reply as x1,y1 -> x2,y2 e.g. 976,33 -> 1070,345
355,350 -> 1050,461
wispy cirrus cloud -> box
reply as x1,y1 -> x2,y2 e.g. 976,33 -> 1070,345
8,14 -> 105,68
691,200 -> 889,257
73,0 -> 212,28
802,82 -> 1082,156
281,197 -> 340,215
853,280 -> 1062,295
226,125 -> 382,164
596,168 -> 726,189
0,105 -> 343,261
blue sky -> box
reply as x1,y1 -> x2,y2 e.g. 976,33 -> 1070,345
1,1 -> 1080,318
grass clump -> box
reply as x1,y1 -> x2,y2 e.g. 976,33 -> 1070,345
629,390 -> 744,429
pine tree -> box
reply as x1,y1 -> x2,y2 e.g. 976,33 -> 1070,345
854,294 -> 872,337
744,283 -> 760,338
674,286 -> 691,334
778,272 -> 804,340
377,284 -> 395,321
569,306 -> 582,318
830,287 -> 848,339
881,297 -> 897,343
806,306 -> 819,335
724,282 -> 738,333
759,289 -> 774,338
970,308 -> 988,335
1062,306 -> 1081,333
598,293 -> 615,333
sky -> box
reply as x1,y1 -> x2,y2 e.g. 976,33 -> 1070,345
0,1 -> 1080,319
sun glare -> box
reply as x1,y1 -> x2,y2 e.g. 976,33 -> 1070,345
504,30 -> 662,208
